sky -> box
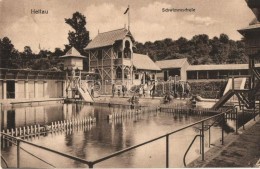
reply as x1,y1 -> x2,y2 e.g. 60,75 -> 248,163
0,0 -> 255,53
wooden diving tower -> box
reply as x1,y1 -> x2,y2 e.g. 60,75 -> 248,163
212,0 -> 260,109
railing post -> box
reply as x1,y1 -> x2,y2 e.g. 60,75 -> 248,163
235,107 -> 238,135
242,105 -> 245,130
201,121 -> 204,161
208,126 -> 211,148
221,114 -> 224,145
88,162 -> 94,168
259,100 -> 260,117
17,139 -> 20,168
199,130 -> 202,154
232,76 -> 234,92
166,135 -> 169,168
253,106 -> 256,121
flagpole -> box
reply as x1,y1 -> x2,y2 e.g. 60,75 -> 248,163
128,5 -> 130,31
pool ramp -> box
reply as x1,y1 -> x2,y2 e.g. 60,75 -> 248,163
223,78 -> 246,95
212,78 -> 247,110
77,87 -> 94,103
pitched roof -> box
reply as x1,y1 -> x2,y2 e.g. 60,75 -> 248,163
155,58 -> 188,69
187,64 -> 260,71
238,23 -> 260,34
133,53 -> 161,71
85,28 -> 134,50
60,47 -> 86,58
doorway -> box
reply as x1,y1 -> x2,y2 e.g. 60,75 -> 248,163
7,80 -> 15,99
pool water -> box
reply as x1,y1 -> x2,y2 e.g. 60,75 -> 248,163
1,103 -> 234,168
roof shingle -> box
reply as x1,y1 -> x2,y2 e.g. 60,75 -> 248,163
133,53 -> 160,71
60,47 -> 86,58
85,28 -> 133,50
155,58 -> 188,69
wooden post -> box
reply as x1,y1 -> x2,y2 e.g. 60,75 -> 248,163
2,130 -> 5,148
232,76 -> 235,91
51,122 -> 54,131
19,128 -> 22,137
6,129 -> 10,146
27,126 -> 30,138
11,128 -> 14,146
34,125 -> 37,136
17,139 -> 21,168
31,126 -> 34,135
15,128 -> 18,137
37,124 -> 40,137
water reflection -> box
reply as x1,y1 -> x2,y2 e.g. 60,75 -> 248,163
1,103 -> 234,168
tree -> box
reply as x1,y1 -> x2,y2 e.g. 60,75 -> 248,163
133,33 -> 246,65
219,33 -> 229,44
65,12 -> 90,54
20,46 -> 35,68
0,37 -> 15,68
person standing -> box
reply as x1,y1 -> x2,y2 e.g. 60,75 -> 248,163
112,84 -> 115,97
91,84 -> 94,97
122,85 -> 125,97
139,86 -> 143,97
143,86 -> 146,97
118,86 -> 121,97
123,85 -> 127,97
150,82 -> 155,98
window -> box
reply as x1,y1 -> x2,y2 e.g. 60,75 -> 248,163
208,71 -> 218,79
135,74 -> 139,79
124,40 -> 131,59
152,74 -> 155,80
187,71 -> 197,80
198,71 -> 207,79
116,67 -> 122,79
97,50 -> 102,60
118,52 -> 122,58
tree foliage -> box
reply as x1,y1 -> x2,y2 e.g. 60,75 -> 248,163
0,37 -> 66,70
65,12 -> 90,55
134,33 -> 247,65
0,31 -> 247,71
0,37 -> 15,68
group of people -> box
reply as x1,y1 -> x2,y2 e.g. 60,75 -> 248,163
111,82 -> 156,98
138,82 -> 156,98
172,82 -> 191,99
164,82 -> 191,103
112,84 -> 127,97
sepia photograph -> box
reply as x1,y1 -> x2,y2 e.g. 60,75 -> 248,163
0,0 -> 260,168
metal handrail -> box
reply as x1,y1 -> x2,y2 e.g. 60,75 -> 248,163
183,135 -> 201,167
1,111 -> 227,168
183,109 -> 230,167
1,133 -> 93,168
1,155 -> 9,168
89,112 -> 226,168
3,137 -> 56,168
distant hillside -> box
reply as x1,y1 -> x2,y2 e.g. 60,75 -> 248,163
133,33 -> 247,65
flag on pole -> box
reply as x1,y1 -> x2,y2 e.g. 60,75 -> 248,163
124,7 -> 129,14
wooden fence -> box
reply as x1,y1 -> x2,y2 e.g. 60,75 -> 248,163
1,117 -> 96,148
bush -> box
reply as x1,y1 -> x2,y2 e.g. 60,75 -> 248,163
189,81 -> 227,99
